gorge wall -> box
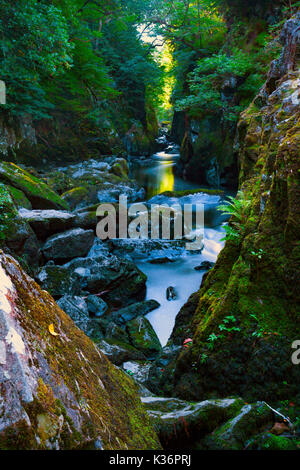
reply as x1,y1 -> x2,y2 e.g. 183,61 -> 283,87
159,12 -> 300,404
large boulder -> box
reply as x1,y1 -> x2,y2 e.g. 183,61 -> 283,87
0,250 -> 161,450
112,300 -> 160,326
62,255 -> 147,307
36,263 -> 82,298
19,208 -> 76,240
97,340 -> 146,366
200,403 -> 273,450
143,396 -> 244,449
36,253 -> 147,306
0,162 -> 68,210
42,229 -> 95,261
142,396 -> 276,450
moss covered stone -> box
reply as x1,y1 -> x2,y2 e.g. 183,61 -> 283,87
0,162 -> 69,210
126,316 -> 162,359
0,251 -> 161,450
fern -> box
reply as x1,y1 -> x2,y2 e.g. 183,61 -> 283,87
218,191 -> 251,243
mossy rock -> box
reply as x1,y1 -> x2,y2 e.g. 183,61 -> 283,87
61,186 -> 98,210
143,396 -> 244,449
0,162 -> 69,210
126,316 -> 162,359
200,403 -> 273,450
109,158 -> 129,180
0,250 -> 161,450
0,184 -> 40,268
7,185 -> 32,209
246,432 -> 299,450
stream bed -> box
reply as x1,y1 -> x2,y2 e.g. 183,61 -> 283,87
129,151 -> 227,345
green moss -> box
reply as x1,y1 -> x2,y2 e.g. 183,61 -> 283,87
0,162 -> 69,210
7,185 -> 32,209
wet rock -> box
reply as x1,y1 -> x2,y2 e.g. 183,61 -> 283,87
61,186 -> 98,210
200,402 -> 273,450
42,228 -> 95,261
0,162 -> 69,210
112,300 -> 160,326
143,397 -> 244,449
36,263 -> 82,298
150,257 -> 176,265
122,361 -> 152,384
166,286 -> 177,301
56,295 -> 103,339
0,250 -> 160,450
97,340 -> 146,366
105,322 -> 129,343
126,316 -> 162,359
62,254 -> 147,306
194,261 -> 215,271
86,295 -> 108,317
19,208 -> 76,239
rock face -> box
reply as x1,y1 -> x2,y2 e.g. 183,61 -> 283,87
0,251 -> 161,450
160,15 -> 300,403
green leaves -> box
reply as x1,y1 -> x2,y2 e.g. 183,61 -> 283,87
218,191 -> 251,243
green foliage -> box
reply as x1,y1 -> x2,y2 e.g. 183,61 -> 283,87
176,49 -> 266,122
0,0 -> 74,118
0,0 -> 163,130
218,191 -> 251,243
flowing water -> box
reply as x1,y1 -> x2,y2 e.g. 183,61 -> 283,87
129,151 -> 227,346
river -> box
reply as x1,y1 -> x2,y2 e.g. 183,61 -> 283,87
129,151 -> 227,346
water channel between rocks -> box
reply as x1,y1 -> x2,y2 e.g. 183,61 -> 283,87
129,151 -> 228,346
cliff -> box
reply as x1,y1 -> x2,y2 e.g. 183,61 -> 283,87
162,13 -> 300,404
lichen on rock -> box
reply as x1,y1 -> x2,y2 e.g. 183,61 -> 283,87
0,251 -> 161,450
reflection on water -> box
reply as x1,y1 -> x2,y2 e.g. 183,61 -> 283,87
130,154 -> 200,199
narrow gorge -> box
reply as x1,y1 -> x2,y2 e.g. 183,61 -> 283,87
0,0 -> 299,453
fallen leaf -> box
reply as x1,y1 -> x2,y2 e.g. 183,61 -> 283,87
48,324 -> 59,337
270,422 -> 289,436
